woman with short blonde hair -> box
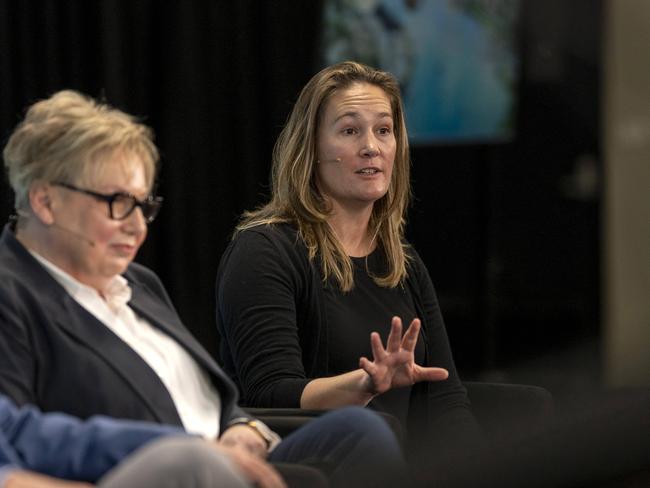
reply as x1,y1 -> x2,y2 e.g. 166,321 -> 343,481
4,89 -> 158,212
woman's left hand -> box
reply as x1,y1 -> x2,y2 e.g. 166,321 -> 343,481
359,316 -> 449,395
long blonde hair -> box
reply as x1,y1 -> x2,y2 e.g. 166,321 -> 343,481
237,61 -> 412,291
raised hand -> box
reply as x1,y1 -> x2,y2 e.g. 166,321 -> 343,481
359,316 -> 449,395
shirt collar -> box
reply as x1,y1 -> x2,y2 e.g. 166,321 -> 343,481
29,250 -> 132,313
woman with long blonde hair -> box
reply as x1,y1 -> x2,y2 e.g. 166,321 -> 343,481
216,61 -> 479,451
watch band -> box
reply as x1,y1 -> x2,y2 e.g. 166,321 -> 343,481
226,417 -> 281,451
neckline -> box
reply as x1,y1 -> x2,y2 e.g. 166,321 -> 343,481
350,248 -> 379,267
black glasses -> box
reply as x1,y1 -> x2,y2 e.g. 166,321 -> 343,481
53,182 -> 163,223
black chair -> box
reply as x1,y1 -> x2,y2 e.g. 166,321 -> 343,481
463,381 -> 554,441
439,387 -> 650,488
246,381 -> 554,445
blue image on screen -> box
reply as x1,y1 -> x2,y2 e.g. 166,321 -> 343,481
321,0 -> 520,145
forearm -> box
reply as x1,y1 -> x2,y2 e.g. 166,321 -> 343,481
300,369 -> 375,409
2,400 -> 184,481
3,470 -> 93,488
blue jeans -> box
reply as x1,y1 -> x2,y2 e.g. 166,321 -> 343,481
269,406 -> 407,488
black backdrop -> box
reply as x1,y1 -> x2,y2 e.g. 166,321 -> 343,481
0,1 -> 602,385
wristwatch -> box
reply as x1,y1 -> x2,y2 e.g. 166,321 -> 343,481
227,417 -> 281,451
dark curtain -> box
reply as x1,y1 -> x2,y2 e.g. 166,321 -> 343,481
0,0 -> 324,355
0,1 -> 602,380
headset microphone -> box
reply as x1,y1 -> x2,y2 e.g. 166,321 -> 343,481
16,210 -> 95,247
320,157 -> 342,163
50,222 -> 96,247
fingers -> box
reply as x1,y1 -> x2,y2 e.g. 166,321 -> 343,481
371,316 -> 417,359
246,458 -> 287,488
401,318 -> 421,351
359,356 -> 380,394
369,331 -> 386,360
244,458 -> 287,488
414,365 -> 449,382
221,445 -> 287,488
385,316 -> 403,352
359,356 -> 376,376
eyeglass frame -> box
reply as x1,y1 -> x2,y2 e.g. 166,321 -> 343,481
52,181 -> 163,223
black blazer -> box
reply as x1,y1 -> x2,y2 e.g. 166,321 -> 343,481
0,224 -> 247,432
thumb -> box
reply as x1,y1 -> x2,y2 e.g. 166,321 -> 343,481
414,366 -> 449,382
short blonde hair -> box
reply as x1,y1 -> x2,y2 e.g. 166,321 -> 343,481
3,90 -> 159,210
238,61 -> 412,291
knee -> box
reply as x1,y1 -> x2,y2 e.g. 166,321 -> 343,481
328,406 -> 389,429
141,436 -> 210,468
161,437 -> 219,467
139,437 -> 247,484
325,407 -> 400,446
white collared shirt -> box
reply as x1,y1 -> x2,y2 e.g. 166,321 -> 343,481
31,251 -> 222,439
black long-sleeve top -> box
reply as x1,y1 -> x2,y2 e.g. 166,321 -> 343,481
216,223 -> 480,446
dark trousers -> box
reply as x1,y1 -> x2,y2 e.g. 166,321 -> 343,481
270,406 -> 408,488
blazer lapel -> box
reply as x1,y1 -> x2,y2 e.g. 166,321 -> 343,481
51,292 -> 181,425
127,280 -> 240,414
2,226 -> 234,426
2,226 -> 180,424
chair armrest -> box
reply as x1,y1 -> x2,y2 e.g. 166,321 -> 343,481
245,383 -> 553,441
244,407 -> 405,446
243,408 -> 327,438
